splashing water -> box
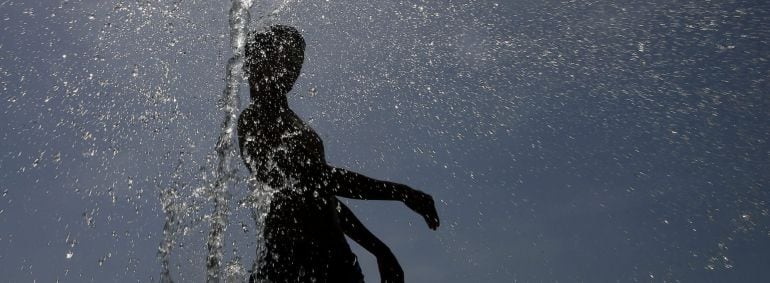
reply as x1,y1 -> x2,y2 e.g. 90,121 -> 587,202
152,1 -> 295,282
3,0 -> 770,282
159,156 -> 184,283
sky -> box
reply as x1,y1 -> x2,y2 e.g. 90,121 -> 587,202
1,0 -> 770,282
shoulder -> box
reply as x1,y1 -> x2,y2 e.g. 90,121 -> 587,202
240,104 -> 259,118
238,105 -> 259,125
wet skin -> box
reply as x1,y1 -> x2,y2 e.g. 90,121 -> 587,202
238,25 -> 439,283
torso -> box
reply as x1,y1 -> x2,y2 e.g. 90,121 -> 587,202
238,103 -> 325,180
237,102 -> 361,282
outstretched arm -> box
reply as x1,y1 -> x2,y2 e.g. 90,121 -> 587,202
324,165 -> 440,230
336,199 -> 403,283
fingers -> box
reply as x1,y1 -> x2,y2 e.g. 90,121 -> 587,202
404,190 -> 440,230
417,195 -> 439,229
425,212 -> 439,230
424,205 -> 440,230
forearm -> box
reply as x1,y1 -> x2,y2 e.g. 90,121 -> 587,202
324,165 -> 412,201
324,165 -> 440,230
337,199 -> 392,256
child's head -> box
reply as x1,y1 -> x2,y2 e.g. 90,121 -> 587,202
244,25 -> 305,97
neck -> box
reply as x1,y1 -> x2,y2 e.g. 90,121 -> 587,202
249,83 -> 289,110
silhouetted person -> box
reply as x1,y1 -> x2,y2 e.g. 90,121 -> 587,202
238,25 -> 439,283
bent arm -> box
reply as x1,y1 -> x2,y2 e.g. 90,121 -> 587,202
335,199 -> 404,283
324,165 -> 440,230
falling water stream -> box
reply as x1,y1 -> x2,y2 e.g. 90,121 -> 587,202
205,0 -> 253,281
1,0 -> 770,282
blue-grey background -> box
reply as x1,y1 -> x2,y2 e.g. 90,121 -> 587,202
2,0 -> 769,282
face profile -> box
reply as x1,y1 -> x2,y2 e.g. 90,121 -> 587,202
238,25 -> 439,283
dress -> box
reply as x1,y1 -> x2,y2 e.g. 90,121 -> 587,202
238,102 -> 365,283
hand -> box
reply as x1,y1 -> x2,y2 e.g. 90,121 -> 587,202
377,251 -> 404,283
404,189 -> 440,230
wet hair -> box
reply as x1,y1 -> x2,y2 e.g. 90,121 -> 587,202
244,25 -> 305,92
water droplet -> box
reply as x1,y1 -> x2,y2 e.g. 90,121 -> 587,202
741,213 -> 751,221
83,211 -> 95,228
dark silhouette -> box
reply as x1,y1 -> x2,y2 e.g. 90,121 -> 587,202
238,25 -> 439,283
